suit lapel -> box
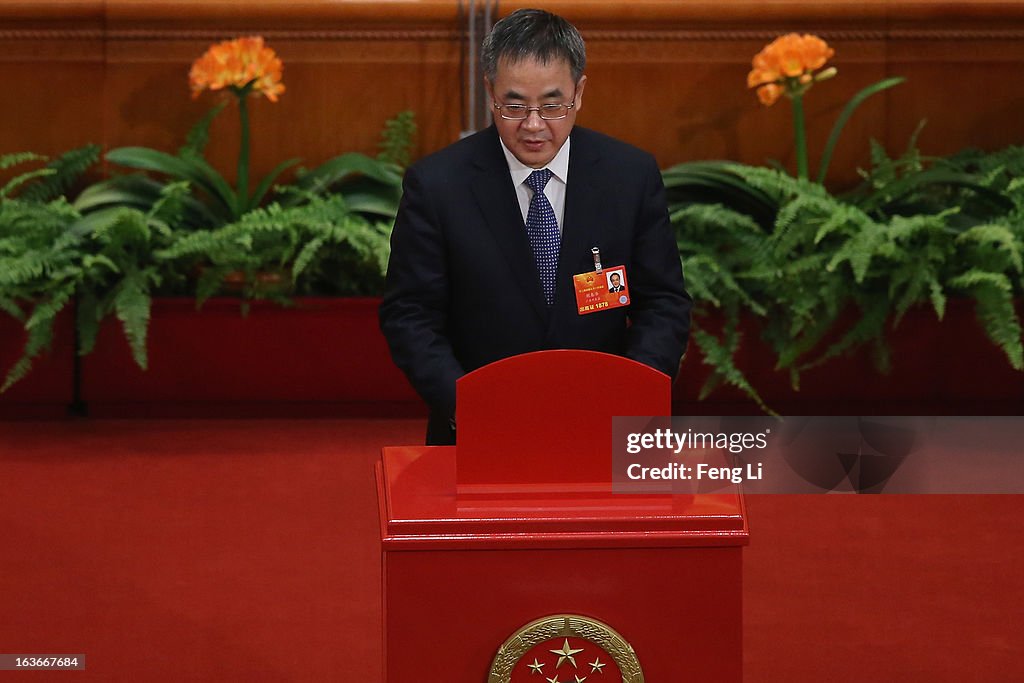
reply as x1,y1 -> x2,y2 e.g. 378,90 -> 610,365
469,127 -> 549,322
557,130 -> 605,311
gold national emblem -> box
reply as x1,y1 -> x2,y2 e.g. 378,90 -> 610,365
488,614 -> 644,682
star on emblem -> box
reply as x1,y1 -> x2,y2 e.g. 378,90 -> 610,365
575,676 -> 588,682
549,639 -> 585,669
545,676 -> 560,683
589,657 -> 606,674
528,658 -> 545,674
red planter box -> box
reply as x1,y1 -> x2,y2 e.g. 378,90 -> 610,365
68,295 -> 1023,418
674,298 -> 1024,415
0,308 -> 75,418
80,297 -> 423,418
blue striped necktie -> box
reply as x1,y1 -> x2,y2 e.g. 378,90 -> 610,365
524,168 -> 560,306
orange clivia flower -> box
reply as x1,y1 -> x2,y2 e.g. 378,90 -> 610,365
756,83 -> 784,107
189,36 -> 285,102
747,33 -> 835,106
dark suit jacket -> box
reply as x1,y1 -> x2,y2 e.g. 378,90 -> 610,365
379,125 -> 691,444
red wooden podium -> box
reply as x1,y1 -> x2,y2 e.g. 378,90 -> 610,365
377,350 -> 748,682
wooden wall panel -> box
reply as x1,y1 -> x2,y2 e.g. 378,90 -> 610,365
0,0 -> 1022,190
885,37 -> 1024,158
0,6 -> 104,161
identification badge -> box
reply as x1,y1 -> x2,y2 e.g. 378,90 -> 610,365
573,265 -> 630,315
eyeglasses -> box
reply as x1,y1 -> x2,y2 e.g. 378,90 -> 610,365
493,101 -> 576,120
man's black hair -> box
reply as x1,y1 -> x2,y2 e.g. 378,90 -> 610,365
481,8 -> 586,83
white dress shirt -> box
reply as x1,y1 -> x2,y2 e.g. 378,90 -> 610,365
498,137 -> 571,234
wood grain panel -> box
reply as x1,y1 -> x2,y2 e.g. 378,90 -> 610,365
0,0 -> 1022,190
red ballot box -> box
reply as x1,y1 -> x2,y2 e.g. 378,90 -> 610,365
377,350 -> 747,682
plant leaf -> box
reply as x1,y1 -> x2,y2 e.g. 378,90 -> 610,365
248,158 -> 302,212
817,77 -> 905,184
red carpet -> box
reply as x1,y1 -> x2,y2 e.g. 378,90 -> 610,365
1,420 -> 1021,681
743,494 -> 1024,681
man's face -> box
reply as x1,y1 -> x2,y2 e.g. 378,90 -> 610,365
486,56 -> 585,168
611,273 -> 620,286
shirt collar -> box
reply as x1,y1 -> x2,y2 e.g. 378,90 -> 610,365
498,135 -> 571,188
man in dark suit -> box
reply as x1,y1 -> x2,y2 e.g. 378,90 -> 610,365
380,8 -> 691,444
608,272 -> 625,293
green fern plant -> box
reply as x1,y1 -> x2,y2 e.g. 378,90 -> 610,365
0,148 -> 99,391
672,202 -> 770,409
67,111 -> 409,378
155,193 -> 391,305
845,124 -> 1015,226
671,145 -> 1024,412
376,109 -> 417,168
946,223 -> 1024,369
1,147 -> 191,391
72,182 -> 191,370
